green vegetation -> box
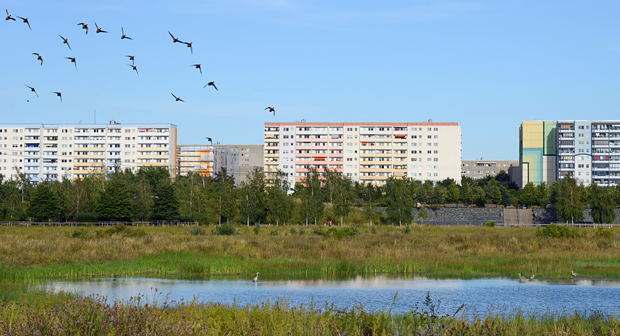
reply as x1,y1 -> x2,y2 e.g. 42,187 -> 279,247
536,224 -> 586,238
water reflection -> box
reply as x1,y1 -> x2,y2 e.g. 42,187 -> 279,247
46,275 -> 620,315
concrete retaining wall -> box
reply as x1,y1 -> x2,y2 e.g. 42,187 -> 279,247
411,208 -> 504,226
533,208 -> 620,224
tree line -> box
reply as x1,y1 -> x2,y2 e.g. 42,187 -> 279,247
0,168 -> 618,224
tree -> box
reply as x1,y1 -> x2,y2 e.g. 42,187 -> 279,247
385,177 -> 414,226
27,183 -> 60,221
429,185 -> 445,205
266,171 -> 293,225
96,179 -> 133,221
299,168 -> 324,225
151,182 -> 180,220
460,182 -> 473,204
474,186 -> 486,207
591,184 -> 617,224
417,205 -> 429,224
499,184 -> 513,206
555,176 -> 585,224
534,182 -> 550,206
239,168 -> 266,226
484,180 -> 502,204
445,183 -> 461,204
519,182 -> 536,207
332,173 -> 353,225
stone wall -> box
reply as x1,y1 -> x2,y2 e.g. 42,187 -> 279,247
533,208 -> 620,224
410,208 -> 504,226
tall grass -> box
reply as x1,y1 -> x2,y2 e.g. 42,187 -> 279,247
1,225 -> 619,281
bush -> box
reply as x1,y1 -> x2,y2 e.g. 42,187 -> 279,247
189,226 -> 207,236
71,229 -> 94,239
536,224 -> 585,238
371,226 -> 377,234
298,228 -> 305,235
484,221 -> 496,227
402,225 -> 411,234
289,227 -> 298,235
213,223 -> 237,236
253,224 -> 260,235
594,227 -> 614,239
269,228 -> 279,236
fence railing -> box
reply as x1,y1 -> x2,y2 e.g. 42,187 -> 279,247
0,221 -> 199,227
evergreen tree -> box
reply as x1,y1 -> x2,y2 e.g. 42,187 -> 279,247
474,186 -> 487,207
151,183 -> 180,220
555,176 -> 585,223
27,183 -> 61,221
96,179 -> 133,221
591,184 -> 617,224
484,180 -> 502,204
499,184 -> 513,206
519,182 -> 536,207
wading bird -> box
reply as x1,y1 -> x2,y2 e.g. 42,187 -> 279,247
59,34 -> 71,50
77,22 -> 89,34
5,9 -> 15,21
171,93 -> 184,102
65,57 -> 76,69
191,64 -> 202,74
32,53 -> 43,65
125,55 -> 135,64
517,274 -> 526,281
205,137 -> 212,144
265,107 -> 275,116
168,31 -> 181,43
253,272 -> 259,283
571,271 -> 578,277
127,64 -> 138,75
182,41 -> 193,54
25,85 -> 38,97
94,21 -> 107,33
15,16 -> 30,29
528,274 -> 535,281
52,91 -> 62,102
204,81 -> 217,91
121,27 -> 132,40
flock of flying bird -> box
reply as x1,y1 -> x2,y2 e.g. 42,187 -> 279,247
6,9 -> 277,116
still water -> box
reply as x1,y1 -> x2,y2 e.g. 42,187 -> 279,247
47,275 -> 620,315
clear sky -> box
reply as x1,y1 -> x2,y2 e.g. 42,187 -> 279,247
2,1 -> 620,160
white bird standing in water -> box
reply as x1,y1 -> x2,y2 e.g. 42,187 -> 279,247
528,274 -> 535,281
518,274 -> 526,281
253,272 -> 259,283
571,271 -> 579,277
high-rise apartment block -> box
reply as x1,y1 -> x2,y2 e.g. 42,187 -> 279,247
176,145 -> 240,185
520,120 -> 620,187
0,123 -> 177,182
264,121 -> 462,186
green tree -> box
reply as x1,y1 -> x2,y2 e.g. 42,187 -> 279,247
519,182 -> 536,207
429,185 -> 445,205
417,205 -> 429,224
385,177 -> 414,226
445,183 -> 460,204
474,186 -> 487,207
591,184 -> 617,224
299,168 -> 324,225
27,183 -> 61,221
460,182 -> 473,204
555,176 -> 585,224
484,180 -> 502,204
332,173 -> 353,225
499,184 -> 513,206
266,171 -> 293,225
151,182 -> 180,220
96,179 -> 133,221
239,168 -> 266,226
535,182 -> 550,206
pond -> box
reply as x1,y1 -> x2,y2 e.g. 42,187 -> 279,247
47,275 -> 620,316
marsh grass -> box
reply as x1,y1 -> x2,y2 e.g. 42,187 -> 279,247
1,225 -> 620,281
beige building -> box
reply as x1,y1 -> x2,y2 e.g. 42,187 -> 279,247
214,144 -> 263,183
264,120 -> 462,187
461,159 -> 519,179
0,122 -> 177,182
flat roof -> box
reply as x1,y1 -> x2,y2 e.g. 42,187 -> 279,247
0,123 -> 177,128
265,122 -> 458,127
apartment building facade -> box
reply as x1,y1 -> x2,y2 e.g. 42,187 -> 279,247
0,123 -> 177,182
214,144 -> 263,184
461,159 -> 519,179
264,121 -> 462,187
177,145 -> 240,185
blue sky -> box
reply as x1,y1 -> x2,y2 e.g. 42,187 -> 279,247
2,0 -> 620,160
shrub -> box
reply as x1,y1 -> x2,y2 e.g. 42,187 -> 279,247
371,226 -> 377,234
189,226 -> 207,236
213,223 -> 237,236
402,225 -> 411,234
71,229 -> 93,239
484,221 -> 496,227
289,227 -> 298,235
594,227 -> 614,239
269,228 -> 279,236
298,228 -> 305,235
253,224 -> 260,235
536,224 -> 585,238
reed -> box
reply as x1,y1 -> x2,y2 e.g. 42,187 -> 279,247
1,225 -> 619,281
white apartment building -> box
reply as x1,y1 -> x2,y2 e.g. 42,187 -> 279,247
264,120 -> 462,187
0,122 -> 177,182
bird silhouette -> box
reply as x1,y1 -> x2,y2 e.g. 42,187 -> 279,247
182,41 -> 193,54
205,137 -> 212,144
5,9 -> 15,21
171,93 -> 184,102
127,64 -> 138,75
32,53 -> 43,65
58,35 -> 71,50
52,92 -> 62,102
65,57 -> 77,69
191,64 -> 202,74
265,107 -> 275,116
121,27 -> 132,40
204,81 -> 218,91
168,31 -> 181,43
15,16 -> 30,29
77,22 -> 89,34
94,21 -> 107,33
25,85 -> 38,97
125,55 -> 135,64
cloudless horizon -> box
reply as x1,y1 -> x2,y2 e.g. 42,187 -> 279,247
2,1 -> 620,160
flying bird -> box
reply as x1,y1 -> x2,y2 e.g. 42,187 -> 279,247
168,31 -> 181,43
32,53 -> 43,65
121,27 -> 132,40
25,85 -> 38,97
52,92 -> 62,102
182,41 -> 193,54
65,57 -> 77,69
205,137 -> 212,144
171,93 -> 184,102
265,107 -> 275,116
58,35 -> 71,50
77,22 -> 89,34
5,9 -> 15,21
191,64 -> 202,74
125,55 -> 135,64
15,16 -> 30,29
94,21 -> 107,33
204,81 -> 218,91
127,64 -> 138,75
